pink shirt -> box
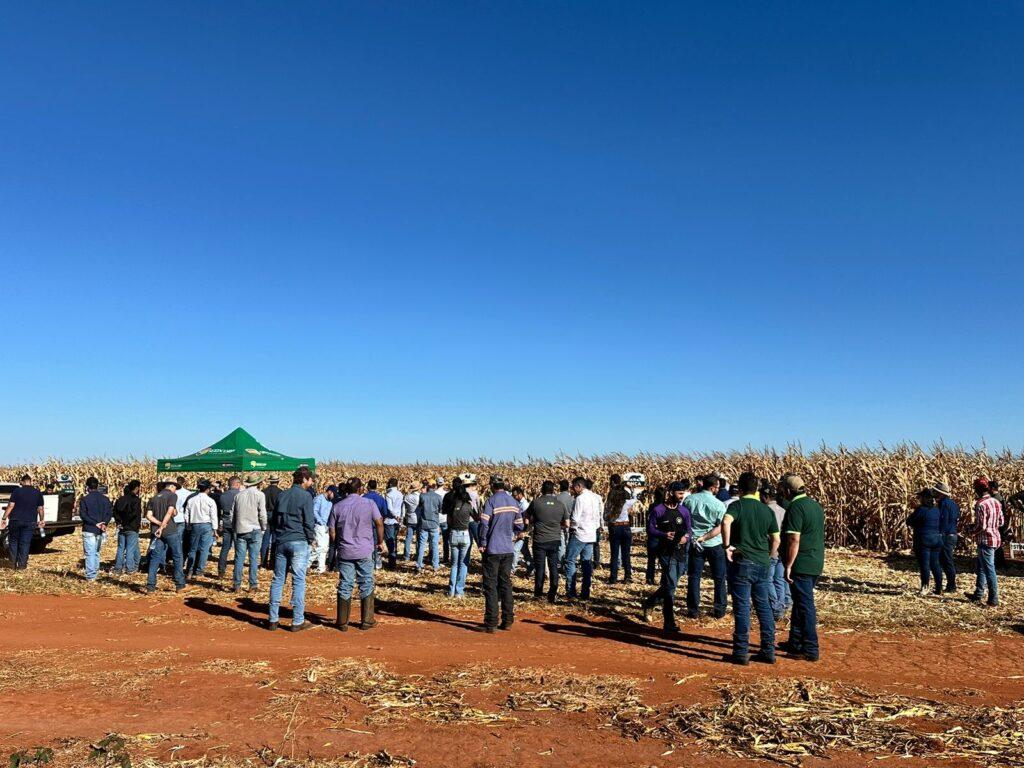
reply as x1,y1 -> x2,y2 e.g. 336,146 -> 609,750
328,495 -> 381,561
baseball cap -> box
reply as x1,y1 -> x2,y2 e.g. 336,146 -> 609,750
780,474 -> 805,493
458,472 -> 478,486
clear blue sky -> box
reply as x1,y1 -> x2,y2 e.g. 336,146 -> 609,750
2,2 -> 1021,464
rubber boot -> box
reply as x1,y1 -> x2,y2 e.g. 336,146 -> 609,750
359,594 -> 376,630
336,597 -> 351,632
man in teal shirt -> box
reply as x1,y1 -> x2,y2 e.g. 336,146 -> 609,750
684,475 -> 728,618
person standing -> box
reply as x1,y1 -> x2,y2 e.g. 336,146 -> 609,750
478,474 -> 524,632
644,485 -> 667,585
565,477 -> 602,601
383,478 -> 404,569
966,477 -> 1003,608
184,480 -> 218,579
908,488 -> 943,596
722,472 -> 779,665
267,468 -> 316,631
232,473 -> 268,593
112,480 -> 143,574
310,484 -> 336,575
216,476 -> 242,579
436,476 -> 451,565
604,474 -> 629,582
146,479 -> 187,594
684,474 -> 728,619
760,481 -> 791,620
260,475 -> 283,568
174,476 -> 193,560
363,480 -> 388,570
510,486 -> 532,575
933,481 -> 960,593
525,480 -> 570,602
460,473 -> 482,564
447,484 -> 475,597
641,481 -> 692,636
415,481 -> 443,573
329,478 -> 386,631
78,477 -> 113,582
555,479 -> 575,567
779,473 -> 826,662
1,475 -> 45,570
402,480 -> 424,562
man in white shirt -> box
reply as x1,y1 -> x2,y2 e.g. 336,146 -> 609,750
402,481 -> 424,562
384,478 -> 404,569
565,477 -> 602,601
183,479 -> 219,580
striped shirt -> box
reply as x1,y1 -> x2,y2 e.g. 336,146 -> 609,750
478,490 -> 524,555
971,495 -> 1004,548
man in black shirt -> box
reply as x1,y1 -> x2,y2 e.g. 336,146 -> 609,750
112,480 -> 143,574
2,475 -> 45,570
525,481 -> 570,602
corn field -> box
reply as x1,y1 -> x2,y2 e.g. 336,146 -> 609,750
2,444 -> 1020,551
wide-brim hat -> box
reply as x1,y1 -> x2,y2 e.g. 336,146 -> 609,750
197,478 -> 213,490
159,477 -> 178,488
932,481 -> 951,497
458,472 -> 478,486
489,473 -> 506,485
244,472 -> 262,486
267,474 -> 281,483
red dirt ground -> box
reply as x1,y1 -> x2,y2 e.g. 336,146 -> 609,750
1,592 -> 1020,767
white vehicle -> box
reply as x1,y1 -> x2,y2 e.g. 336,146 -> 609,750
0,480 -> 81,555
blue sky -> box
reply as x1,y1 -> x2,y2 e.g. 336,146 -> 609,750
1,1 -> 1021,463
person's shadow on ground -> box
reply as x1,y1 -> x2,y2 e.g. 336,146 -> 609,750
51,569 -> 151,595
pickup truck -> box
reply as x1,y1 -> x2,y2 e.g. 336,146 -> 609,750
0,482 -> 81,556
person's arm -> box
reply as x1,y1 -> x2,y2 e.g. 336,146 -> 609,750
783,533 -> 800,582
301,495 -> 316,544
478,498 -> 494,553
768,531 -> 781,560
0,500 -> 13,528
375,514 -> 386,553
36,497 -> 44,529
514,504 -> 525,535
646,507 -> 665,540
722,513 -> 734,561
257,492 -> 267,531
327,507 -> 337,545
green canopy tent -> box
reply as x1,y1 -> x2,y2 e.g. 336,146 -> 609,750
156,427 -> 316,474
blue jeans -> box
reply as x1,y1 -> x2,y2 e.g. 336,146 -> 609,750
186,522 -> 214,577
565,536 -> 594,599
974,544 -> 998,605
416,527 -> 440,570
728,558 -> 775,660
7,522 -> 36,569
939,533 -> 957,589
338,556 -> 375,600
766,556 -> 791,616
465,520 -> 480,565
218,528 -> 235,576
643,549 -> 688,629
403,524 -> 418,560
687,542 -> 728,617
260,528 -> 274,566
915,533 -> 943,591
440,521 -> 450,565
233,530 -> 262,589
269,540 -> 310,626
532,539 -> 560,598
448,529 -> 471,596
608,525 -> 633,582
147,531 -> 186,590
383,525 -> 398,568
82,531 -> 102,580
788,573 -> 820,658
115,530 -> 141,573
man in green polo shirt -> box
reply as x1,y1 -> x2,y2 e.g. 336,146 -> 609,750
722,471 -> 780,665
779,473 -> 825,662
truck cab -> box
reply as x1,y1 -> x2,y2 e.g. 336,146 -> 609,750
1,479 -> 80,555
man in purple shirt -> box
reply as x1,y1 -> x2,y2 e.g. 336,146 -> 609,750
478,474 -> 525,633
328,478 -> 386,631
641,481 -> 692,637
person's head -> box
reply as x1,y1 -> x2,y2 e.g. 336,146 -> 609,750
348,477 -> 364,495
293,467 -> 314,488
701,474 -> 720,493
990,479 -> 1001,493
387,477 -> 398,489
584,478 -> 594,490
86,476 -> 99,491
452,476 -> 463,490
973,477 -> 991,498
198,478 -> 213,494
228,476 -> 242,490
455,485 -> 472,504
428,479 -> 438,490
326,484 -> 338,500
778,473 -> 805,501
737,472 -> 759,496
558,479 -> 570,493
541,480 -> 556,496
917,487 -> 936,506
176,476 -> 186,488
649,485 -> 666,506
511,486 -> 525,501
570,477 -> 587,496
728,483 -> 741,498
489,474 -> 506,492
19,474 -> 32,485
760,481 -> 777,502
667,481 -> 687,504
367,479 -> 378,491
126,479 -> 142,496
609,473 -> 622,488
436,476 -> 446,489
420,478 -> 429,492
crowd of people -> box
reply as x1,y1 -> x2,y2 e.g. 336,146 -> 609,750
0,467 -> 1017,664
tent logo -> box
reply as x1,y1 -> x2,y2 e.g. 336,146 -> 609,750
197,448 -> 211,455
245,449 -> 261,455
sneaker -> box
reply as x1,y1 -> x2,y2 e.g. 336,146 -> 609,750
917,586 -> 930,597
640,607 -> 654,624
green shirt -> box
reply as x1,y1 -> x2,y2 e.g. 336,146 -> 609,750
782,494 -> 825,576
725,495 -> 779,566
684,490 -> 727,548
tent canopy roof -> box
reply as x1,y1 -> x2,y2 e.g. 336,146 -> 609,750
156,428 -> 316,474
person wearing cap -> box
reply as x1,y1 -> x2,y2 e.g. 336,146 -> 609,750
260,475 -> 283,569
459,473 -> 482,565
383,478 -> 404,570
447,483 -> 477,597
641,481 -> 692,636
146,479 -> 187,594
329,478 -> 387,630
478,474 -> 525,632
232,473 -> 268,593
414,480 -> 444,573
684,474 -> 728,619
966,477 -> 1003,607
402,480 -> 425,562
267,467 -> 317,631
778,473 -> 826,662
183,479 -> 219,580
216,476 -> 242,579
565,477 -> 603,601
722,472 -> 779,665
310,484 -> 337,575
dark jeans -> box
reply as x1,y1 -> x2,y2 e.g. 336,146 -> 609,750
147,531 -> 186,590
687,542 -> 728,617
532,539 -> 560,598
914,534 -> 943,591
728,557 -> 775,660
440,522 -> 450,565
608,526 -> 633,582
7,522 -> 36,569
482,552 -> 514,628
645,537 -> 658,584
218,528 -> 235,576
787,573 -> 820,658
383,525 -> 398,568
260,528 -> 275,567
643,549 -> 688,630
939,533 -> 957,589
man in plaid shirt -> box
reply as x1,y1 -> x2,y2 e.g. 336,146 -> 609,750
966,477 -> 1003,607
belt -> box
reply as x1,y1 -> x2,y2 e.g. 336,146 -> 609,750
611,521 -> 631,527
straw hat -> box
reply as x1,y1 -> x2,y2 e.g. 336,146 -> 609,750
244,472 -> 263,487
932,481 -> 952,497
